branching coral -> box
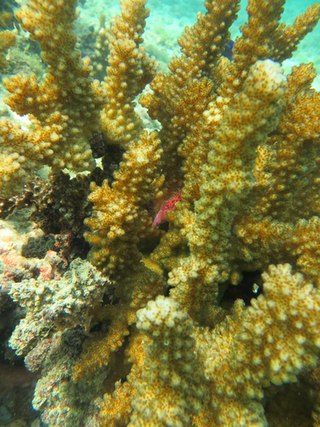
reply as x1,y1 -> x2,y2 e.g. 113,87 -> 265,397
85,0 -> 320,424
98,264 -> 320,426
199,264 -> 320,425
100,0 -> 157,146
0,0 -> 104,197
2,0 -> 320,425
85,130 -> 163,278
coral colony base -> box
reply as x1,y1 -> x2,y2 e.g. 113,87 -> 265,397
1,0 -> 320,425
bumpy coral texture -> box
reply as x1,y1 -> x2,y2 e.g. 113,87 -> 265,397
2,0 -> 320,426
0,0 -> 104,197
9,259 -> 109,357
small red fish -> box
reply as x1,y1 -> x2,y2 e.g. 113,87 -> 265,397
152,191 -> 182,227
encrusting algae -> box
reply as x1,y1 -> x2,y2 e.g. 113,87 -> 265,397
0,0 -> 320,425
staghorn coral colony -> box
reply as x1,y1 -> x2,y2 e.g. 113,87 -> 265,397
1,0 -> 320,425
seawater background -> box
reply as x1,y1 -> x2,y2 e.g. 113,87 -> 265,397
78,0 -> 320,89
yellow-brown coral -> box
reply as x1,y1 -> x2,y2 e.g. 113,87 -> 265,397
0,0 -> 104,197
2,0 -> 320,425
85,0 -> 320,424
100,0 -> 156,146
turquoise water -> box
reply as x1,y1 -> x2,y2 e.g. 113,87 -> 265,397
2,0 -> 319,86
77,0 -> 320,87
